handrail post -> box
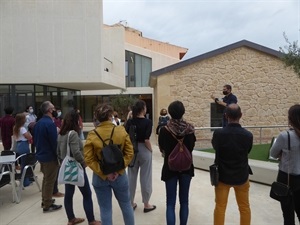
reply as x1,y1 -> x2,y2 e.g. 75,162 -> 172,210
260,127 -> 262,144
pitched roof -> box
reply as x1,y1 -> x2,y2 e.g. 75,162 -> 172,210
150,40 -> 283,79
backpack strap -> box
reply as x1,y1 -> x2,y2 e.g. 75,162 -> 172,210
94,126 -> 116,146
165,126 -> 184,144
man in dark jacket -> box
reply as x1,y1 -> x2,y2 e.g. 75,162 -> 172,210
211,84 -> 238,127
34,101 -> 62,213
0,106 -> 15,150
211,103 -> 253,225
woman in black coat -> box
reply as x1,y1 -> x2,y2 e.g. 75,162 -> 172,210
158,101 -> 196,225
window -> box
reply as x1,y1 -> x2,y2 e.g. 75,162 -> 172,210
125,51 -> 152,87
210,103 -> 224,128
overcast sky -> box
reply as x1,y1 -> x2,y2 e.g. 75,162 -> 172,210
103,0 -> 300,60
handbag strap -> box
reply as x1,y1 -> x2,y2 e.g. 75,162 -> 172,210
287,130 -> 291,186
66,130 -> 73,157
214,148 -> 219,166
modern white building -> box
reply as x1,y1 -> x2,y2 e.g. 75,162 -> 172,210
0,0 -> 187,122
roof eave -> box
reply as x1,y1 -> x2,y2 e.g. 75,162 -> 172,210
150,39 -> 284,78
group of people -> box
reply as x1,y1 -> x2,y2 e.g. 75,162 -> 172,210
1,86 -> 299,225
84,100 -> 157,225
16,100 -> 154,225
156,84 -> 299,225
29,101 -> 99,224
214,85 -> 299,225
157,100 -> 250,225
0,104 -> 65,194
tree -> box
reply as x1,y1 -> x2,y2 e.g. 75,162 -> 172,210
279,32 -> 300,77
111,90 -> 137,122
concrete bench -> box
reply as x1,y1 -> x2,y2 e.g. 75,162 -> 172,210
192,151 -> 278,185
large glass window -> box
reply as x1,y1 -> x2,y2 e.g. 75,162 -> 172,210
0,84 -> 80,117
125,51 -> 152,87
14,85 -> 34,113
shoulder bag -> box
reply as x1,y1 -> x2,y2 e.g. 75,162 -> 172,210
270,131 -> 292,202
58,131 -> 85,187
128,120 -> 138,168
209,148 -> 219,186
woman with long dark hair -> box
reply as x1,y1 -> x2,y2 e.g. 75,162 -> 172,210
270,104 -> 300,225
57,110 -> 100,225
125,100 -> 156,212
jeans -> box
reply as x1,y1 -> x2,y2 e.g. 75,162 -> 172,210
16,141 -> 30,186
277,170 -> 300,225
165,174 -> 192,225
214,180 -> 251,225
64,169 -> 95,222
92,172 -> 134,225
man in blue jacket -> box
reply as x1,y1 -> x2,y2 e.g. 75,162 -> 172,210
34,101 -> 62,213
211,104 -> 253,225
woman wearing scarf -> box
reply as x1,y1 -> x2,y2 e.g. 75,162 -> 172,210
158,100 -> 196,225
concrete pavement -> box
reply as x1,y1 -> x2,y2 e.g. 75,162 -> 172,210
0,139 -> 285,225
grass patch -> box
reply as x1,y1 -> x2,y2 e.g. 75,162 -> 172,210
197,144 -> 278,162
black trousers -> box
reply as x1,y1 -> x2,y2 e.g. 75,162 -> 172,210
277,170 -> 300,225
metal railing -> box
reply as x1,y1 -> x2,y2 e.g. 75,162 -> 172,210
194,125 -> 289,149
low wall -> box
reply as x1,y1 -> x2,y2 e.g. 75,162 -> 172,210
82,122 -> 278,185
193,151 -> 278,185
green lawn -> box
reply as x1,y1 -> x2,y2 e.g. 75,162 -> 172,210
197,144 -> 278,162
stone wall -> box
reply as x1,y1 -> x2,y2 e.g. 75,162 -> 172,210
155,47 -> 299,148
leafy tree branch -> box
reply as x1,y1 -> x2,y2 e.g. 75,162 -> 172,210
279,32 -> 300,77
111,90 -> 137,122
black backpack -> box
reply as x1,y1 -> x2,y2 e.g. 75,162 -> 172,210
94,126 -> 125,175
128,122 -> 138,167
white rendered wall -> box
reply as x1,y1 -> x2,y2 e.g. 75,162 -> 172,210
0,0 -> 123,90
102,26 -> 125,88
126,43 -> 181,71
81,42 -> 181,95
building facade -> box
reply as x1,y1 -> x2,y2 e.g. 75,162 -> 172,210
0,1 -> 187,122
150,40 -> 300,146
80,23 -> 187,122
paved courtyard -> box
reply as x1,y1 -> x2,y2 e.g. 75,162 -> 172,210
0,139 -> 285,225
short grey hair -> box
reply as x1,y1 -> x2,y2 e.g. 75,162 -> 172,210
40,101 -> 52,114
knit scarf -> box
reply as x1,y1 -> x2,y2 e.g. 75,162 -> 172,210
166,118 -> 195,137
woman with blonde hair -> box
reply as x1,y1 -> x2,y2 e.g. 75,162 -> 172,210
13,113 -> 32,187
